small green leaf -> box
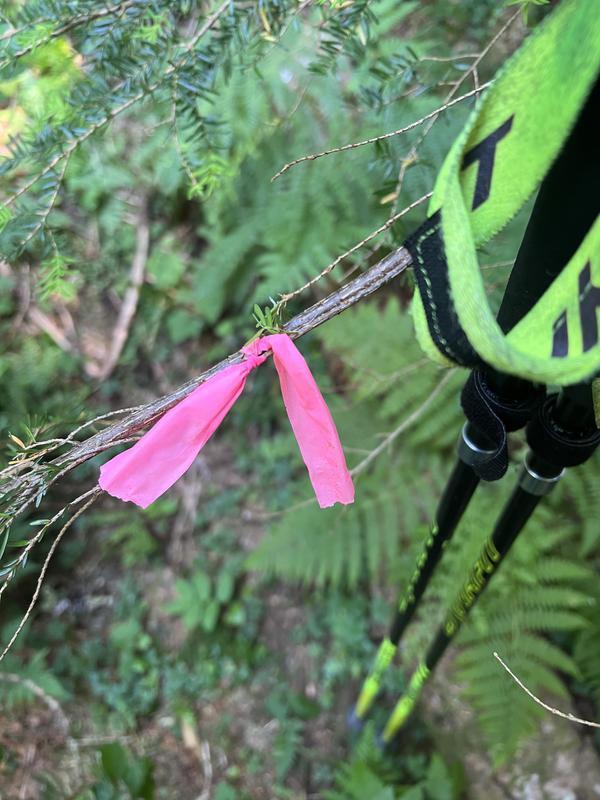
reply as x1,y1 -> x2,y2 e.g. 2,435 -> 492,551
0,529 -> 9,563
193,571 -> 212,602
100,742 -> 129,784
223,602 -> 245,627
216,571 -> 234,603
424,754 -> 454,800
203,599 -> 220,632
214,783 -> 239,800
0,206 -> 12,233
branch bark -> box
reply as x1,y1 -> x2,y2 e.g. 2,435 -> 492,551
0,245 -> 413,518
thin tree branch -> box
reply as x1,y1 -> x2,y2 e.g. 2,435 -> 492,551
0,487 -> 101,604
387,9 -> 521,219
279,191 -> 431,302
19,155 -> 70,251
494,652 -> 600,729
0,490 -> 100,662
0,1 -> 137,64
0,245 -> 414,525
417,53 -> 480,63
271,84 -> 491,181
27,305 -> 78,354
350,371 -> 455,477
0,672 -> 71,737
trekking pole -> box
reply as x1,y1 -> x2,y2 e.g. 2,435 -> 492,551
350,68 -> 599,727
380,384 -> 600,744
350,382 -> 535,726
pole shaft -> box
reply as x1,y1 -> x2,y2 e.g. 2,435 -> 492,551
381,474 -> 556,742
354,457 -> 480,718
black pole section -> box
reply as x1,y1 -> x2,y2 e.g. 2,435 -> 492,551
389,449 -> 480,644
380,456 -> 559,742
380,385 -> 600,742
350,425 -> 490,721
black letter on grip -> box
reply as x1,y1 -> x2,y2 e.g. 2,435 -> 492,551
550,262 -> 600,358
579,261 -> 600,352
551,311 -> 569,358
461,115 -> 514,210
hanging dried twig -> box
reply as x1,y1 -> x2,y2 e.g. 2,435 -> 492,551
494,652 -> 600,729
271,84 -> 491,181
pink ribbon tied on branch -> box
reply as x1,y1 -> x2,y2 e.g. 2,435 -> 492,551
99,333 -> 355,509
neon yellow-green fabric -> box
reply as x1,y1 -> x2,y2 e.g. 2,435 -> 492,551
412,0 -> 600,385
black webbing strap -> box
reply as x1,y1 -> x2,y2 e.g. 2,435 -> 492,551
461,371 -> 544,480
404,212 -> 481,369
527,395 -> 600,467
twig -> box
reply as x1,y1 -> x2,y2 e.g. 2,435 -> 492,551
19,154 -> 70,251
417,53 -> 480,63
90,202 -> 150,380
0,408 -> 143,479
494,652 -> 600,729
27,306 -> 77,354
387,9 -> 521,219
65,406 -> 143,440
0,486 -> 100,604
271,84 -> 490,181
0,490 -> 100,663
279,191 -> 431,302
199,740 -> 213,800
350,371 -> 455,477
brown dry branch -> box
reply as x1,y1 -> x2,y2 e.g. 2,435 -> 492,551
0,409 -> 143,485
0,672 -> 71,738
494,652 -> 600,729
0,246 -> 415,658
27,305 -> 78,354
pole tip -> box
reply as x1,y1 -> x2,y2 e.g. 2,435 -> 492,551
346,707 -> 365,735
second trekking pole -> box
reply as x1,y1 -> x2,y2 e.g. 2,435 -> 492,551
380,385 -> 600,743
